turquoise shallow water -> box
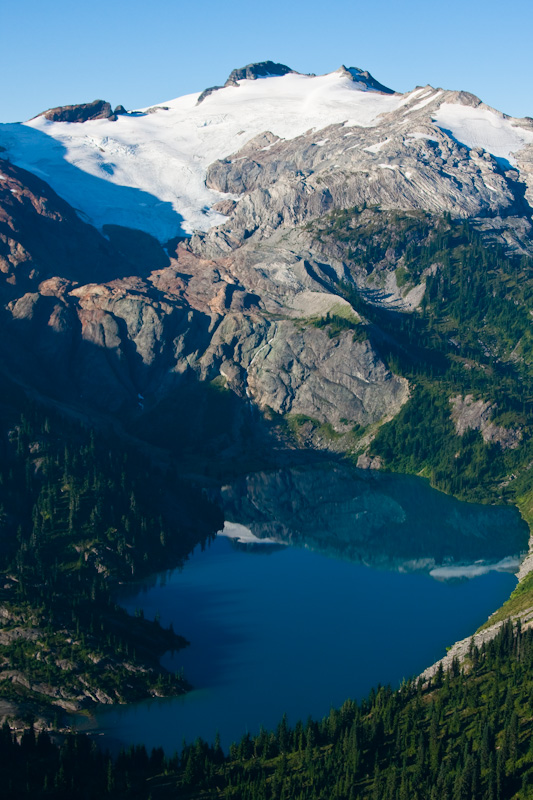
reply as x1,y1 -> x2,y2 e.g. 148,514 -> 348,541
88,543 -> 519,751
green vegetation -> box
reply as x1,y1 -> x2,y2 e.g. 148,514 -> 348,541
285,413 -> 322,440
0,390 -> 221,711
4,621 -> 533,799
395,265 -> 409,288
312,312 -> 368,343
285,414 -> 345,444
210,375 -> 229,391
310,205 -> 439,279
287,210 -> 533,505
311,212 -> 533,503
479,573 -> 533,630
305,206 -> 533,615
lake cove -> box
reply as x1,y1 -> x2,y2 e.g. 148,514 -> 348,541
87,466 -> 527,752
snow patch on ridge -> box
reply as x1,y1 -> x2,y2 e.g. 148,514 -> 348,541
406,90 -> 444,113
365,138 -> 390,153
433,103 -> 533,163
406,132 -> 439,142
3,73 -> 532,243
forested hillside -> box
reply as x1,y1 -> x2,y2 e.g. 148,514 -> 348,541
0,381 -> 222,713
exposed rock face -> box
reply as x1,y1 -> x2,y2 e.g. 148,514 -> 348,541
194,97 -> 529,258
0,159 -> 407,437
226,61 -> 295,83
2,66 -> 533,460
450,395 -> 523,450
482,423 -> 523,450
339,65 -> 394,94
0,158 -> 134,290
212,198 -> 237,216
517,143 -> 533,209
419,616 -> 527,684
4,67 -> 531,250
450,394 -> 494,436
356,454 -> 383,470
37,99 -> 114,123
232,318 -> 408,425
197,61 -> 296,104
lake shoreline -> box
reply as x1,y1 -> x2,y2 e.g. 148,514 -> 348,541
2,461 -> 530,743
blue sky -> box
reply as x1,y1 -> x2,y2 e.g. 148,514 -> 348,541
2,0 -> 532,122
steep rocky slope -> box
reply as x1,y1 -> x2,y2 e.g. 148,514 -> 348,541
0,155 -> 407,442
196,94 -> 532,258
2,63 -> 532,242
0,62 -> 532,466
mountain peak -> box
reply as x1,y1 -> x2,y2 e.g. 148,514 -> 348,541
197,61 -> 394,105
34,99 -> 130,124
226,61 -> 296,84
337,65 -> 395,94
37,99 -> 115,123
197,61 -> 298,105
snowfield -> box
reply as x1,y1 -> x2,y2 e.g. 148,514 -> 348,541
0,70 -> 532,242
433,103 -> 533,165
0,72 -> 406,241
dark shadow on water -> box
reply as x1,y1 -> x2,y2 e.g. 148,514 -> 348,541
120,580 -> 249,689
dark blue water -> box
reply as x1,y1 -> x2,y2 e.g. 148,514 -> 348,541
90,533 -> 517,752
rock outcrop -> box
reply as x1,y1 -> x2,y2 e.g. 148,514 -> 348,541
194,99 -> 529,258
339,65 -> 394,94
0,158 -> 408,442
0,158 -> 134,290
37,99 -> 115,123
420,608 -> 533,684
450,394 -> 523,450
226,61 -> 296,83
4,66 -> 532,250
197,61 -> 393,106
197,61 -> 296,104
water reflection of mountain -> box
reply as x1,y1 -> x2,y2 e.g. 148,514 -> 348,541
226,539 -> 288,556
219,464 -> 528,576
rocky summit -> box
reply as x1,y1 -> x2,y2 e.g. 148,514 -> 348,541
0,62 -> 532,462
36,98 -> 117,123
197,60 -> 297,104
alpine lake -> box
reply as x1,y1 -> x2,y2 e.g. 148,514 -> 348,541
78,463 -> 528,752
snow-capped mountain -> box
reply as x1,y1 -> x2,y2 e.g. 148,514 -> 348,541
1,63 -> 531,244
0,62 -> 532,455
